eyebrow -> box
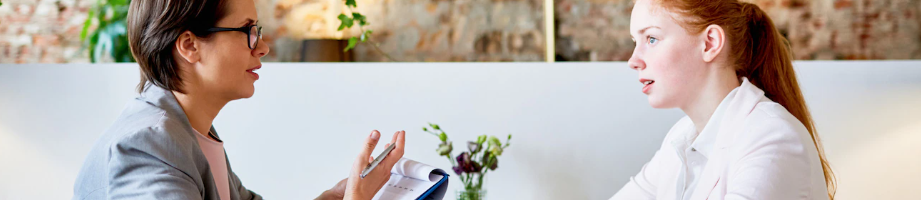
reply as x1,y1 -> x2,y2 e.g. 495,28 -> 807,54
240,18 -> 258,26
631,26 -> 662,41
637,26 -> 661,35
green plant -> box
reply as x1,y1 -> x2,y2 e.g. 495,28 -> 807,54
423,123 -> 511,200
81,0 -> 134,62
336,0 -> 396,61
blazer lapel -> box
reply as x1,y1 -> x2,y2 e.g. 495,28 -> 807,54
688,78 -> 764,200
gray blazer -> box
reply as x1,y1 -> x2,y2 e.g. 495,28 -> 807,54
73,85 -> 262,200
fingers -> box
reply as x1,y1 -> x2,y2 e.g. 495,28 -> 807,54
391,130 -> 406,159
353,130 -> 381,175
379,131 -> 406,173
335,178 -> 348,189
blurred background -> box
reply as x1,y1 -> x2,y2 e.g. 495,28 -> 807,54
1,0 -> 919,63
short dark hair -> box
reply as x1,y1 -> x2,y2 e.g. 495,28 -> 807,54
127,0 -> 227,93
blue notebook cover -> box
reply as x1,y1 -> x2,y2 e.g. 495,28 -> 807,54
417,169 -> 449,200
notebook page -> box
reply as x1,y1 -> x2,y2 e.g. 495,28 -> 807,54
391,158 -> 440,181
371,158 -> 444,200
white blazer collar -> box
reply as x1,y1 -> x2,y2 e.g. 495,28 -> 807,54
687,77 -> 768,200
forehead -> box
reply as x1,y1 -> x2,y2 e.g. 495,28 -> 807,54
217,0 -> 258,25
629,0 -> 678,35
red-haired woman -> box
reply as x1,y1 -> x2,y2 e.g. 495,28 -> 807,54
611,0 -> 836,199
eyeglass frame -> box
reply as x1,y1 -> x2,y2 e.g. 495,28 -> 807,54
201,25 -> 263,50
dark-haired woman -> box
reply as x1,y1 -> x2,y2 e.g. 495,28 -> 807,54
72,0 -> 404,199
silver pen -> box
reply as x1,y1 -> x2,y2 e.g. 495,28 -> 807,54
360,143 -> 395,178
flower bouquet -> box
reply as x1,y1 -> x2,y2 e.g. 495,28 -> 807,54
423,123 -> 511,200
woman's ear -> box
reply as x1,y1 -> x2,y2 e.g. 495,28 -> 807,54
701,24 -> 725,63
175,31 -> 200,64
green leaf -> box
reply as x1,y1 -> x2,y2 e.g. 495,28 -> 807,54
337,14 -> 353,30
82,0 -> 134,63
111,0 -> 129,6
345,0 -> 357,8
360,30 -> 370,42
422,127 -> 428,132
344,37 -> 358,52
81,9 -> 96,42
352,13 -> 368,26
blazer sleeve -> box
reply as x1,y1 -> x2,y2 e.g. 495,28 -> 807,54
611,117 -> 692,200
724,112 -> 818,200
106,128 -> 202,200
230,171 -> 263,200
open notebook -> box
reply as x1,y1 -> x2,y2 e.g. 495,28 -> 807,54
371,158 -> 449,200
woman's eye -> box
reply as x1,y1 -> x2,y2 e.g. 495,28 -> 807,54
648,37 -> 658,44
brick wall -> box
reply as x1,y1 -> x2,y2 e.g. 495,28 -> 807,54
0,0 -> 91,63
2,0 -> 919,63
555,0 -> 921,61
263,0 -> 546,62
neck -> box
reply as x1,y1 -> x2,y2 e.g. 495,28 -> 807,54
681,70 -> 740,133
172,89 -> 228,140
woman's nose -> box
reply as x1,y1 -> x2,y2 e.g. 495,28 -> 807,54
627,53 -> 645,71
253,38 -> 270,58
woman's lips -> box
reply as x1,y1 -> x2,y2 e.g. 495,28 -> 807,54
642,82 -> 653,94
246,65 -> 261,80
639,79 -> 654,94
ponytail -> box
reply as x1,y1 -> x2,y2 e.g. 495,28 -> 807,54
654,1 -> 837,198
740,5 -> 836,199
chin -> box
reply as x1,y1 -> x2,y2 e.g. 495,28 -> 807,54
646,95 -> 671,109
235,85 -> 256,99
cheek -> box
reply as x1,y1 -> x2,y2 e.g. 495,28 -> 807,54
199,37 -> 256,97
206,38 -> 251,73
645,42 -> 704,108
209,39 -> 249,66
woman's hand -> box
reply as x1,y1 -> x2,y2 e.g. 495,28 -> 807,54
343,130 -> 405,200
316,156 -> 375,200
315,178 -> 347,200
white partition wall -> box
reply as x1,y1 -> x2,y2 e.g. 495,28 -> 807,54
0,61 -> 919,200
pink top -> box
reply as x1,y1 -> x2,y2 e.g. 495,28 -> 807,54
193,129 -> 231,200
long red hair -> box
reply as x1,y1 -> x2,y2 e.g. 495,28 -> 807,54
651,0 -> 836,198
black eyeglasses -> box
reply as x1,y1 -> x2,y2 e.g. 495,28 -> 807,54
203,25 -> 263,49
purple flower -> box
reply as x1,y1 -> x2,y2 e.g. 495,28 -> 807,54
456,152 -> 469,164
452,166 -> 465,175
455,152 -> 482,174
470,161 -> 482,172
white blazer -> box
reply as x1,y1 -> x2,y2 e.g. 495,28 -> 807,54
611,78 -> 829,200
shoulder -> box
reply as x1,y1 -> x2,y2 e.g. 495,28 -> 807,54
100,97 -> 200,167
109,99 -> 188,143
74,97 -> 202,198
723,101 -> 829,199
731,100 -> 819,163
741,101 -> 812,144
